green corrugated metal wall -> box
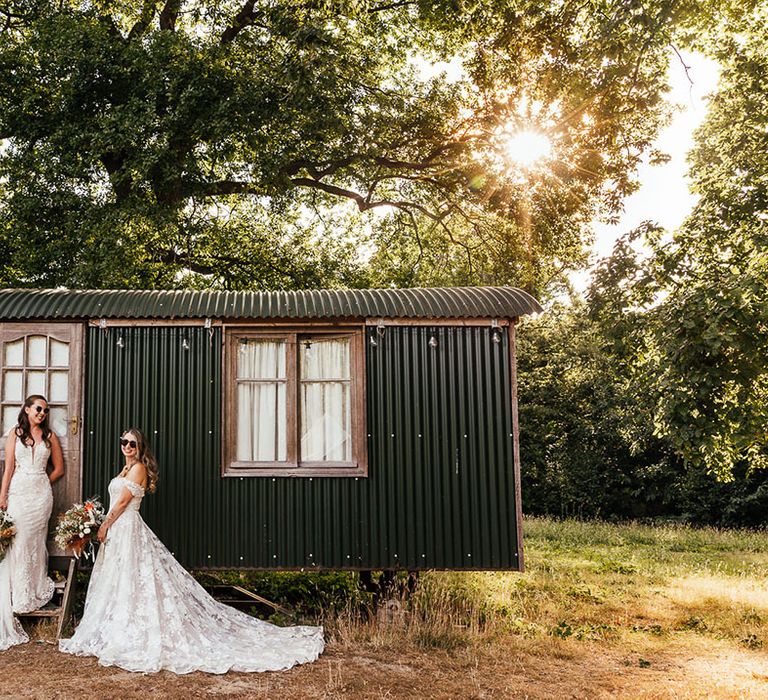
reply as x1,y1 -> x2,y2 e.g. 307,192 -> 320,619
84,324 -> 520,570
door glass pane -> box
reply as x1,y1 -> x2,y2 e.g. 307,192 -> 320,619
2,407 -> 16,436
2,371 -> 23,403
50,406 -> 68,437
4,340 -> 23,367
26,371 -> 46,397
49,371 -> 68,402
50,339 -> 69,367
27,336 -> 47,367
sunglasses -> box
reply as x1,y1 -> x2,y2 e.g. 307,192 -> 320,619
119,438 -> 137,449
33,406 -> 49,414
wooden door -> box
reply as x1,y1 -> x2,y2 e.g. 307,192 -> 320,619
0,323 -> 83,546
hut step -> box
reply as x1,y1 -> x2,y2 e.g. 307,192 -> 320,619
15,556 -> 77,639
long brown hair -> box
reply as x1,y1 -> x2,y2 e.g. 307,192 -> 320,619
15,395 -> 52,449
122,427 -> 159,494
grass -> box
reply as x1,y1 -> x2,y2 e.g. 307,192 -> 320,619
326,516 -> 768,656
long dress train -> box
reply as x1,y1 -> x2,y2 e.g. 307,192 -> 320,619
59,477 -> 325,673
0,437 -> 55,650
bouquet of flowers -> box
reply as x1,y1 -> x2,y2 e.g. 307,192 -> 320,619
54,498 -> 106,559
0,509 -> 15,562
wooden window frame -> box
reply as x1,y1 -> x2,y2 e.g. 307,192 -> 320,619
223,326 -> 367,477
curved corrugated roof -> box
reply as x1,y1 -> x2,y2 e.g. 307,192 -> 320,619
0,287 -> 543,321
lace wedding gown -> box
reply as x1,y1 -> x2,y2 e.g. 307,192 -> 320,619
0,437 -> 56,650
59,476 -> 325,673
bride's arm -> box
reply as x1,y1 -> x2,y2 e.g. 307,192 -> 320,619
47,432 -> 65,484
0,432 -> 16,510
97,464 -> 147,543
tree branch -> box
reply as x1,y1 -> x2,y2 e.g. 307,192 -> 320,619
159,0 -> 182,31
128,0 -> 159,41
220,0 -> 264,45
290,176 -> 444,221
368,1 -> 417,12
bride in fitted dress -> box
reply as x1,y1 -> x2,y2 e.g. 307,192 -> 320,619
59,428 -> 324,674
0,395 -> 65,650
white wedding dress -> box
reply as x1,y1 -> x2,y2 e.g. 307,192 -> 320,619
59,476 -> 325,673
0,437 -> 55,651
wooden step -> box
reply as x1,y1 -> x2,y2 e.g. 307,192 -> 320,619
18,606 -> 62,618
14,557 -> 77,639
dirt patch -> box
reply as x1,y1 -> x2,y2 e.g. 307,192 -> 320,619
0,634 -> 766,699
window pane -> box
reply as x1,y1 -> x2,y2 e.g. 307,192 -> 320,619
2,407 -> 16,436
300,338 -> 350,380
237,383 -> 286,461
49,371 -> 68,402
238,339 -> 285,380
301,382 -> 351,461
27,336 -> 47,367
4,340 -> 23,367
50,406 -> 68,437
26,371 -> 46,397
2,371 -> 23,403
50,339 -> 69,367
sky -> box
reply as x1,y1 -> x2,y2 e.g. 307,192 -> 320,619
570,49 -> 721,292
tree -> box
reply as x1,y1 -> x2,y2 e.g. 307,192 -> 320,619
518,229 -> 681,519
642,2 -> 768,478
0,0 -> 688,290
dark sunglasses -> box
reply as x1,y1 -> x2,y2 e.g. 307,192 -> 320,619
119,438 -> 137,449
33,405 -> 49,414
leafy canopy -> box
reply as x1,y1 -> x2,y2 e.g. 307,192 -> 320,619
0,0 -> 689,290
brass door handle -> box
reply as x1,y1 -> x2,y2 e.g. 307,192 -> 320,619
70,416 -> 79,435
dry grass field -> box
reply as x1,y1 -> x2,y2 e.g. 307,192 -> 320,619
1,517 -> 766,699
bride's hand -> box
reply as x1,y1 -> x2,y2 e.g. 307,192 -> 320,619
97,526 -> 108,543
0,495 -> 7,510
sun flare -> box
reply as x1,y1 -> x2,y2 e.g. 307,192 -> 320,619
504,130 -> 552,167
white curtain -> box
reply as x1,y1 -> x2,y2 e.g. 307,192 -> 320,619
236,340 -> 286,462
300,338 -> 351,462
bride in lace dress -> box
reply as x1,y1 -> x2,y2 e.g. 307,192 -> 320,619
59,428 -> 324,673
0,395 -> 66,650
